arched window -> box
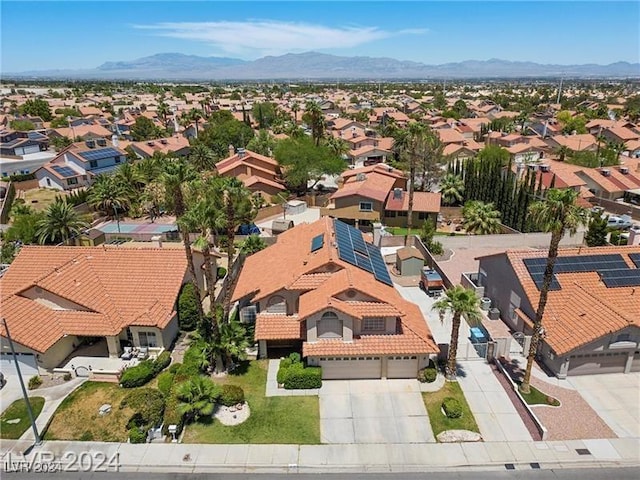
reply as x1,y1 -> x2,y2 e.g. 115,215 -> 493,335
317,311 -> 343,339
266,295 -> 287,314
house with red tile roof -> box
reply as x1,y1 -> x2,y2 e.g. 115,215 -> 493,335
475,246 -> 640,378
0,246 -> 202,374
129,136 -> 190,159
215,147 -> 285,202
232,218 -> 439,379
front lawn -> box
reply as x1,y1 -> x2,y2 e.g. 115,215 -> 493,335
520,384 -> 560,406
0,397 -> 45,439
44,382 -> 132,442
182,360 -> 320,444
422,381 -> 480,438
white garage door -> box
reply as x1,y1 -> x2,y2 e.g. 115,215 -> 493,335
0,353 -> 39,377
568,352 -> 626,376
320,357 -> 381,380
387,356 -> 419,378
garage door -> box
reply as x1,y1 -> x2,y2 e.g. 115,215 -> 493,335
631,352 -> 640,372
387,356 -> 418,378
319,357 -> 381,380
568,352 -> 626,375
0,353 -> 38,377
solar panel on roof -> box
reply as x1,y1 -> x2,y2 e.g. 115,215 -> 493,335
630,253 -> 640,268
52,165 -> 78,178
78,147 -> 121,162
310,234 -> 324,252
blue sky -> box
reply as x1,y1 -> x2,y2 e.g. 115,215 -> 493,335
2,1 -> 639,71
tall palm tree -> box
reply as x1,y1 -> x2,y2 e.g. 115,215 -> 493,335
291,101 -> 300,124
520,188 -> 587,394
88,175 -> 130,232
36,198 -> 88,245
188,143 -> 216,171
189,108 -> 203,138
439,173 -> 465,206
432,286 -> 482,380
157,101 -> 170,125
162,161 -> 204,319
462,201 -> 502,235
114,162 -> 143,199
134,157 -> 162,185
302,101 -> 325,146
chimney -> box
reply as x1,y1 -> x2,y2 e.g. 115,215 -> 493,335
373,222 -> 382,247
111,134 -> 119,147
628,226 -> 640,246
601,169 -> 611,177
151,235 -> 163,248
228,144 -> 235,157
619,166 -> 629,174
237,148 -> 246,158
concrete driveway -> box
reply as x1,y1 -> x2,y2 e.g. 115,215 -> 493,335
568,372 -> 640,438
319,379 -> 435,444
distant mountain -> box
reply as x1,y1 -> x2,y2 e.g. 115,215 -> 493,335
7,52 -> 639,80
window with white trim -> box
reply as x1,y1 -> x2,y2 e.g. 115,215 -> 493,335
317,311 -> 343,339
359,202 -> 373,212
363,317 -> 385,332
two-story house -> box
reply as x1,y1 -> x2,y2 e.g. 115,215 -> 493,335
35,139 -> 127,190
232,218 -> 439,379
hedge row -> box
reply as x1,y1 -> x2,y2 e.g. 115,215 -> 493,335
283,364 -> 322,390
120,351 -> 172,388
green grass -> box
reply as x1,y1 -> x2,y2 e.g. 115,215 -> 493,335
0,397 -> 45,439
519,384 -> 560,406
182,360 -> 320,444
422,381 -> 480,438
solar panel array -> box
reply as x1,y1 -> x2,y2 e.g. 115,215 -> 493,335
78,148 -> 121,162
52,165 -> 78,178
310,234 -> 324,252
334,220 -> 393,286
524,254 -> 638,290
599,268 -> 640,288
630,253 -> 640,268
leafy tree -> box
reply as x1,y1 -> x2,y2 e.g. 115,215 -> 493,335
197,110 -> 254,158
0,241 -> 17,264
175,377 -> 221,422
556,111 -> 587,134
432,286 -> 482,380
520,189 -> 588,394
36,198 -> 88,245
252,102 -> 277,129
20,98 -> 52,121
462,201 -> 502,234
274,136 -> 346,194
4,211 -> 44,244
246,130 -> 276,157
130,116 -> 162,141
177,283 -> 200,331
584,213 -> 608,247
324,136 -> 350,158
10,119 -> 35,131
432,91 -> 447,110
419,220 -> 443,255
439,173 -> 464,206
240,234 -> 267,255
50,135 -> 73,151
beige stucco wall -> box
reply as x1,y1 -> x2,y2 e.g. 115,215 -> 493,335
161,316 -> 180,350
21,286 -> 92,311
306,308 -> 353,343
39,335 -> 78,370
258,289 -> 300,316
351,316 -> 396,336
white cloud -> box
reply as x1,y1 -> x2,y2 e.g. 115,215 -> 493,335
134,20 -> 426,57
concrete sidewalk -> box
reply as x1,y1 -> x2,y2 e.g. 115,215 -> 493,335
1,437 -> 638,473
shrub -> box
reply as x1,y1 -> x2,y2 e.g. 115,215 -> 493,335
162,391 -> 184,437
152,351 -> 172,375
128,426 -> 147,444
63,373 -> 73,382
120,388 -> 166,429
284,365 -> 322,390
419,368 -> 437,383
168,363 -> 181,374
177,283 -> 200,331
216,266 -> 227,279
157,371 -> 175,396
120,360 -> 155,388
442,397 -> 463,418
288,352 -> 301,364
28,375 -> 42,390
220,384 -> 245,406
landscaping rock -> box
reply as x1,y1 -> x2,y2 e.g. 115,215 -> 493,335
437,430 -> 482,443
98,404 -> 111,416
5,418 -> 20,424
214,402 -> 250,426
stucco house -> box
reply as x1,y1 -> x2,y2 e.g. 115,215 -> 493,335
232,218 -> 439,380
0,246 -> 203,376
474,246 -> 640,377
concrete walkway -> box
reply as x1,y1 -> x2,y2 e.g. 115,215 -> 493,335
1,437 -> 637,473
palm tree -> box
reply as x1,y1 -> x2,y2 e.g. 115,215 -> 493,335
555,145 -> 571,162
114,162 -> 143,199
189,108 -> 203,138
432,286 -> 482,380
87,175 -> 130,232
162,161 -> 204,319
291,101 -> 300,123
520,188 -> 587,394
302,101 -> 325,146
175,377 -> 220,423
239,234 -> 267,255
188,143 -> 216,171
134,157 -> 162,185
324,136 -> 350,159
462,201 -> 502,235
217,317 -> 250,371
439,173 -> 465,206
36,198 -> 88,245
157,101 -> 170,125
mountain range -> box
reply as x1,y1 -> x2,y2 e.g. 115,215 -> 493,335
7,52 -> 640,80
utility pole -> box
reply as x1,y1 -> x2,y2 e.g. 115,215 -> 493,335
2,318 -> 41,445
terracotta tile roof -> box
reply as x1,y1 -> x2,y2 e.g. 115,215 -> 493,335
503,246 -> 640,355
0,246 -> 187,353
255,313 -> 302,340
332,172 -> 397,203
385,190 -> 441,213
235,218 -> 438,356
244,175 -> 286,191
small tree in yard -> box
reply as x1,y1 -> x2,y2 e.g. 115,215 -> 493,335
178,283 -> 200,331
419,220 -> 443,255
584,213 -> 608,247
432,286 -> 482,380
